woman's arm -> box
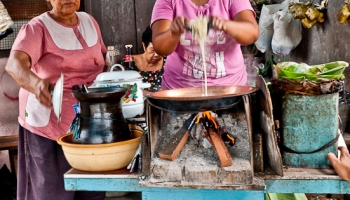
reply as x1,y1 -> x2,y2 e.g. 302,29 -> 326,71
212,10 -> 259,46
152,17 -> 187,56
5,50 -> 53,108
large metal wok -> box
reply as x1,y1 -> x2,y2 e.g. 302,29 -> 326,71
146,86 -> 258,112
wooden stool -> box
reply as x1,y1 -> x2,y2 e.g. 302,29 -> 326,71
0,134 -> 18,176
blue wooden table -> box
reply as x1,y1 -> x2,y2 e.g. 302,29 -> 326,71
64,167 -> 350,200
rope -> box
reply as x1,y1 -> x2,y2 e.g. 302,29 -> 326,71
281,133 -> 340,154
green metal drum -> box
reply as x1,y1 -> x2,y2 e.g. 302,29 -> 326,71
281,93 -> 339,168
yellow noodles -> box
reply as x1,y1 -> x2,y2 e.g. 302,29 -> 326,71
190,15 -> 209,96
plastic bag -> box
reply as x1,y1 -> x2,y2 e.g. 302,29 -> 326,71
271,6 -> 302,55
0,1 -> 14,32
255,0 -> 302,55
255,3 -> 287,53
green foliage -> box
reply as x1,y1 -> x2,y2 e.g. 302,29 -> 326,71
275,61 -> 349,81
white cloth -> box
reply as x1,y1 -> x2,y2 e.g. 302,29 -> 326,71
0,1 -> 14,32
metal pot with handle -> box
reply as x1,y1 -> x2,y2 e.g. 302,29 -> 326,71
146,86 -> 258,112
89,64 -> 151,118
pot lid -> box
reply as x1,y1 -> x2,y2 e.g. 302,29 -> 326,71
95,64 -> 141,82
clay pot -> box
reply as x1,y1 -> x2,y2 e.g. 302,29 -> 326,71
57,129 -> 142,171
72,87 -> 131,144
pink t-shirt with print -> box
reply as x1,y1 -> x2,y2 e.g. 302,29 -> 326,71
151,0 -> 254,89
12,12 -> 107,140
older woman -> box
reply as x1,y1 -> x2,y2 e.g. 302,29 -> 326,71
132,26 -> 164,92
5,0 -> 106,199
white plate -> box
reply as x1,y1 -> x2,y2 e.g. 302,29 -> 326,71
52,73 -> 63,122
122,103 -> 144,119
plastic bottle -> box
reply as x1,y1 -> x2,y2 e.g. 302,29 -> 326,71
122,44 -> 135,70
105,46 -> 118,71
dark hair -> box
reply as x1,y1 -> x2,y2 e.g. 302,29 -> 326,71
142,26 -> 152,48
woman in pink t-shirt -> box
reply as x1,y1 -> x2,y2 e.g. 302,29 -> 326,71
5,0 -> 106,199
151,0 -> 259,89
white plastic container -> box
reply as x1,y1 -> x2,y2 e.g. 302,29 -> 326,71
90,64 -> 150,118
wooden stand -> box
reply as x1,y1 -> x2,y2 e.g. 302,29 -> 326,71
0,134 -> 18,176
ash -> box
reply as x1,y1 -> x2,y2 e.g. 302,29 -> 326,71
148,105 -> 253,186
154,106 -> 251,162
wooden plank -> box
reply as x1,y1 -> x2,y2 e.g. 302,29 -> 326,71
208,127 -> 232,167
8,149 -> 17,177
140,176 -> 266,191
158,126 -> 189,161
141,133 -> 151,175
85,0 -> 156,55
146,101 -> 161,157
84,0 -> 92,14
264,167 -> 338,179
85,0 -> 137,55
134,0 -> 156,53
256,75 -> 283,176
64,167 -> 139,179
253,133 -> 264,173
343,132 -> 350,146
242,94 -> 254,173
0,134 -> 18,151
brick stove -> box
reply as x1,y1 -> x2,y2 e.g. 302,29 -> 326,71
140,95 -> 259,189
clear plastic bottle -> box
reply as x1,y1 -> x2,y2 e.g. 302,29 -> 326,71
105,46 -> 118,71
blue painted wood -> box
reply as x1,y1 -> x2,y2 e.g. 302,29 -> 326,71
64,176 -> 350,199
64,178 -> 142,191
141,188 -> 264,200
64,177 -> 265,199
281,93 -> 339,168
265,179 -> 350,194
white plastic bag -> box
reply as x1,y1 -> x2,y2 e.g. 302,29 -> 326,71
271,6 -> 302,55
255,3 -> 287,53
0,1 -> 14,32
255,0 -> 302,55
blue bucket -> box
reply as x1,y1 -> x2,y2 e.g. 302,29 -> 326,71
281,93 -> 339,168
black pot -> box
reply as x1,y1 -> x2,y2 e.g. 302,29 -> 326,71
72,88 -> 131,144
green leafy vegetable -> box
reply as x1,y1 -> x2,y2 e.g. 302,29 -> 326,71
275,61 -> 349,81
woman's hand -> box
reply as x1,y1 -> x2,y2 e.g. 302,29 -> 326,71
211,16 -> 226,32
328,146 -> 350,181
35,79 -> 54,108
170,17 -> 187,37
152,17 -> 189,56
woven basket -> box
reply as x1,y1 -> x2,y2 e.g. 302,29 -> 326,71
0,1 -> 14,32
270,78 -> 344,95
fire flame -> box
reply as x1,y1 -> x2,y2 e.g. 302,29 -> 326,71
195,111 -> 218,129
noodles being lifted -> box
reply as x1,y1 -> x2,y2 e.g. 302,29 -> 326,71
190,15 -> 209,96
